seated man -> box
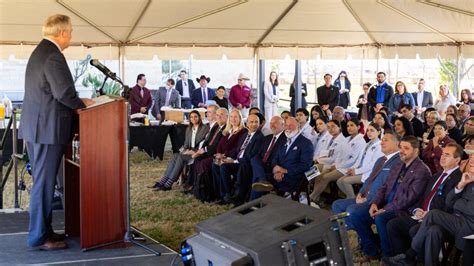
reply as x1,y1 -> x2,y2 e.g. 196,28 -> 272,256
295,108 -> 317,144
384,143 -> 463,265
250,116 -> 287,199
351,136 -> 431,260
388,151 -> 474,266
215,113 -> 263,204
252,117 -> 313,195
331,130 -> 401,229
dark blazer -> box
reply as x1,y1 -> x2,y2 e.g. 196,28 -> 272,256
445,182 -> 474,248
129,85 -> 152,114
410,116 -> 424,139
412,91 -> 433,109
191,87 -> 216,108
412,168 -> 462,213
448,127 -> 463,146
359,153 -> 402,203
317,85 -> 340,111
368,83 -> 394,113
237,130 -> 264,163
183,124 -> 209,150
202,123 -> 225,157
257,133 -> 287,168
372,157 -> 431,213
272,134 -> 314,192
175,79 -> 195,98
334,78 -> 351,108
422,135 -> 454,175
19,39 -> 85,145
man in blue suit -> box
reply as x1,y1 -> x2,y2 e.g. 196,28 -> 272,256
331,130 -> 401,229
191,75 -> 216,108
19,15 -> 93,250
253,117 -> 313,194
175,70 -> 195,109
411,78 -> 433,115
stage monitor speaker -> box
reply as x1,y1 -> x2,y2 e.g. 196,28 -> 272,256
184,194 -> 352,266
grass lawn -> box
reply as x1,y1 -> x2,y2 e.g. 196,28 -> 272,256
2,150 -> 380,265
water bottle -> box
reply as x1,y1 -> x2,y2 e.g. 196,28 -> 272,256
72,134 -> 80,163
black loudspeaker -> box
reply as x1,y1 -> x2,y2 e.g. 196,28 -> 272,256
185,194 -> 352,266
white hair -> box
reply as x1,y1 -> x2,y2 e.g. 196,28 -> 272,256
42,14 -> 71,37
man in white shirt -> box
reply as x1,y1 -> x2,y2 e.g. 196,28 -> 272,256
175,70 -> 195,109
295,107 -> 317,144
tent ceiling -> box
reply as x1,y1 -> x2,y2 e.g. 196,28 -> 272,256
0,0 -> 473,59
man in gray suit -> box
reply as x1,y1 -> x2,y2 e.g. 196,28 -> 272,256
412,79 -> 433,116
152,78 -> 181,120
19,14 -> 93,250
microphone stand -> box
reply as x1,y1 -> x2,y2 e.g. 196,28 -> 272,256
97,76 -> 108,96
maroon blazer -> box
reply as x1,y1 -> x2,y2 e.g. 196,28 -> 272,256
216,128 -> 247,159
129,85 -> 152,114
372,157 -> 431,213
422,135 -> 454,175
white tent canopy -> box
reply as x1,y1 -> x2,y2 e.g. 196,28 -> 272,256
0,0 -> 473,60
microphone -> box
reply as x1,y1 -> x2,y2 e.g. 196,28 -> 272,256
90,59 -> 117,81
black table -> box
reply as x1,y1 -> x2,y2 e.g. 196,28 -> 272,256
129,124 -> 187,160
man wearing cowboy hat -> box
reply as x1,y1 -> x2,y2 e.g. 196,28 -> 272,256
192,75 -> 215,108
229,73 -> 252,118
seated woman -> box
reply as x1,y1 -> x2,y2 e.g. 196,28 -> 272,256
421,110 -> 440,149
150,110 -> 208,190
373,111 -> 392,132
212,86 -> 229,109
422,120 -> 454,175
446,104 -> 458,118
309,104 -> 329,127
461,117 -> 474,146
313,117 -> 331,161
393,116 -> 415,138
446,113 -> 462,145
309,119 -> 366,202
460,135 -> 474,172
337,122 -> 383,199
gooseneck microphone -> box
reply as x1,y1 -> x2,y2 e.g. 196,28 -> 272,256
90,59 -> 117,81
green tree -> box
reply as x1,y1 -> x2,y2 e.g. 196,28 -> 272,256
82,72 -> 121,97
161,60 -> 184,83
438,56 -> 474,96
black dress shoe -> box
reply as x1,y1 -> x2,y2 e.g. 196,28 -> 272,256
153,186 -> 171,191
148,182 -> 163,189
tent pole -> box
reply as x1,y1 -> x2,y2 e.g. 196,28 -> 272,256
295,60 -> 302,110
456,45 -> 461,97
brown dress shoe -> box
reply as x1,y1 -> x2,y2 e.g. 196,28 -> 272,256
38,240 -> 68,251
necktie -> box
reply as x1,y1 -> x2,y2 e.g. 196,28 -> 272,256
184,81 -> 187,86
238,134 -> 252,158
362,156 -> 387,197
165,90 -> 171,106
422,172 -> 448,211
209,126 -> 222,146
203,89 -> 207,102
285,137 -> 293,153
262,136 -> 277,163
140,88 -> 144,98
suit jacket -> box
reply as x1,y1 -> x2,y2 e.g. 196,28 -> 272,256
412,91 -> 433,109
202,123 -> 225,157
445,182 -> 474,248
317,85 -> 340,111
129,85 -> 152,114
237,130 -> 264,163
175,79 -> 195,98
368,83 -> 394,112
191,87 -> 216,108
410,116 -> 424,139
183,124 -> 209,150
257,133 -> 287,169
151,87 -> 181,118
216,128 -> 247,159
411,168 -> 462,213
422,135 -> 454,175
19,39 -> 85,145
272,134 -> 314,192
360,153 -> 402,203
372,157 -> 431,213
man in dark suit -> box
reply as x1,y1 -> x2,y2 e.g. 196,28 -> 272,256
316,73 -> 340,112
250,116 -> 290,199
191,75 -> 216,108
384,143 -> 463,263
19,14 -> 93,250
215,114 -> 264,204
400,104 -> 424,139
151,78 -> 181,120
129,74 -> 152,114
175,70 -> 195,109
351,136 -> 431,259
253,117 -> 314,194
368,72 -> 394,117
411,78 -> 433,115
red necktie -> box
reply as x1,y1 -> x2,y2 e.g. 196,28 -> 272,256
262,136 -> 277,163
422,172 -> 448,211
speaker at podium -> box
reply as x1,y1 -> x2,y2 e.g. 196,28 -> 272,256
183,194 -> 352,266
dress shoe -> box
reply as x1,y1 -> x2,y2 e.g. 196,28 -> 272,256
153,186 -> 171,191
358,254 -> 380,263
382,254 -> 415,266
148,182 -> 163,189
38,240 -> 68,251
216,196 -> 233,205
252,182 -> 273,192
49,232 -> 66,241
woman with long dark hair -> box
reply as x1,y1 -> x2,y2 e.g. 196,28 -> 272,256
150,110 -> 209,190
357,82 -> 372,123
309,104 -> 328,127
263,71 -> 279,122
289,75 -> 307,116
393,116 -> 415,137
334,70 -> 351,108
446,113 -> 462,145
460,89 -> 474,113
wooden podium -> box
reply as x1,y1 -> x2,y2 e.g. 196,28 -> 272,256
64,98 -> 128,249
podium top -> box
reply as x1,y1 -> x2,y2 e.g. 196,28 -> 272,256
80,95 -> 124,111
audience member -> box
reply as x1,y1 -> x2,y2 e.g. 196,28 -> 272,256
129,74 -> 152,115
368,72 -> 394,117
280,110 -> 291,121
412,78 -> 433,116
334,70 -> 351,108
192,75 -> 215,108
212,86 -> 229,109
263,71 -> 280,122
357,82 -> 372,122
422,121 -> 454,174
446,113 -> 462,145
317,73 -> 340,112
151,78 -> 180,120
434,84 -> 456,116
388,81 -> 415,116
400,104 -> 424,139
295,108 -> 317,143
289,76 -> 307,115
175,70 -> 195,109
393,116 -> 414,137
229,73 -> 252,118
